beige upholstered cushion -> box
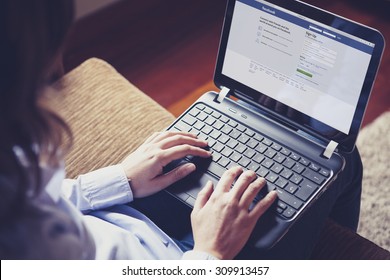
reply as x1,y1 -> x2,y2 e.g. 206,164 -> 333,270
58,58 -> 175,179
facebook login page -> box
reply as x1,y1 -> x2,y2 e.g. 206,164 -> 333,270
222,0 -> 374,134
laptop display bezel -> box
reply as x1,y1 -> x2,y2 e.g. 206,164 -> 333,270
214,0 -> 385,153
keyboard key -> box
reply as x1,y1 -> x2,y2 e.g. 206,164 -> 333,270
197,112 -> 208,121
319,168 -> 330,177
210,130 -> 222,139
261,158 -> 274,169
271,143 -> 282,151
190,128 -> 200,136
204,107 -> 213,114
257,167 -> 269,178
302,169 -> 326,185
290,153 -> 300,161
244,149 -> 256,159
252,153 -> 265,164
203,125 -> 213,135
309,163 -> 320,172
218,157 -> 231,168
238,134 -> 250,144
205,117 -> 216,126
183,115 -> 196,126
185,196 -> 196,206
244,129 -> 255,137
174,121 -> 191,132
212,111 -> 221,119
248,162 -> 260,173
246,139 -> 258,149
280,147 -> 291,156
230,152 -> 242,162
236,124 -> 247,132
193,121 -> 204,130
207,138 -> 216,147
221,147 -> 233,158
276,189 -> 303,210
253,134 -> 264,142
271,163 -> 283,174
264,149 -> 277,159
275,177 -> 288,188
238,156 -> 251,168
262,138 -> 273,146
213,142 -> 224,153
228,119 -> 238,127
189,108 -> 200,117
274,153 -> 286,164
213,120 -> 224,130
277,201 -> 288,210
280,169 -> 293,179
220,116 -> 229,123
195,104 -> 205,110
221,125 -> 233,135
227,139 -> 239,149
218,135 -> 230,145
292,163 -> 305,174
236,144 -> 247,154
290,174 -> 303,185
255,143 -> 268,154
285,183 -> 299,194
229,130 -> 241,139
282,207 -> 296,219
283,158 -> 295,169
296,179 -> 318,201
299,157 -> 310,166
197,132 -> 208,141
266,172 -> 278,183
207,161 -> 226,177
211,152 -> 222,162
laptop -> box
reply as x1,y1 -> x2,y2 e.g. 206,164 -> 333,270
165,0 -> 385,249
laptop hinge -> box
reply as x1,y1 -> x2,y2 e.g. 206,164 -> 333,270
215,86 -> 231,103
322,140 -> 339,159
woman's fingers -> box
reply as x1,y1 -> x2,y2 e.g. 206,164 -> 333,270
148,131 -> 198,145
230,170 -> 257,200
250,190 -> 278,219
151,163 -> 197,190
193,181 -> 214,213
158,134 -> 208,150
159,145 -> 211,167
213,167 -> 243,194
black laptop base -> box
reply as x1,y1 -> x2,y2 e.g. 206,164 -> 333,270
165,91 -> 344,249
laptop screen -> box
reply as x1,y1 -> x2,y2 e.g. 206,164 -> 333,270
214,0 -> 384,152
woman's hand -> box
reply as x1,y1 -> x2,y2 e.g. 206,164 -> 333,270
121,131 -> 211,198
191,167 -> 277,259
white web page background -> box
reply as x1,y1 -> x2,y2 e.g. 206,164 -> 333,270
222,1 -> 372,134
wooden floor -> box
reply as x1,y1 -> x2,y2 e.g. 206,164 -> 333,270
64,0 -> 390,127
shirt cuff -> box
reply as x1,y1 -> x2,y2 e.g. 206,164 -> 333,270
79,164 -> 133,209
182,250 -> 220,260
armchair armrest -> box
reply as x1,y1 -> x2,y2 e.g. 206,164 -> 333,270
59,58 -> 175,178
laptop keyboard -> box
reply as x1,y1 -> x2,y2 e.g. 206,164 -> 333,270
170,103 -> 331,219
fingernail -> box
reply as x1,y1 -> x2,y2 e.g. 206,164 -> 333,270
187,163 -> 196,172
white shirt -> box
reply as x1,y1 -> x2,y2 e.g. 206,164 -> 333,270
51,164 -> 217,260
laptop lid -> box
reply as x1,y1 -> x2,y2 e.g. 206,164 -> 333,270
214,0 -> 385,153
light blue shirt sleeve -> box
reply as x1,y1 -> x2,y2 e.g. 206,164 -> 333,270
61,164 -> 133,212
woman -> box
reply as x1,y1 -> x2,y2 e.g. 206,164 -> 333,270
0,0 -> 362,259
0,0 -> 278,259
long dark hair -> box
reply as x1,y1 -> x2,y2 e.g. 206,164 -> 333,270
0,0 -> 74,222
